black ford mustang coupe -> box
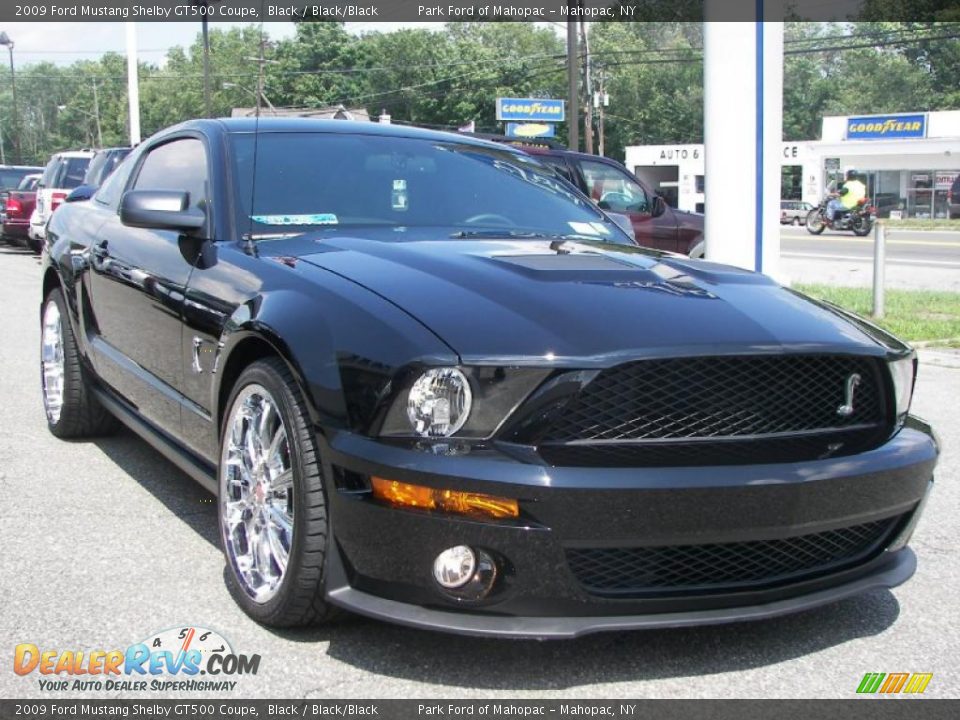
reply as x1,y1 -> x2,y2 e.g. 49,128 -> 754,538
41,119 -> 938,638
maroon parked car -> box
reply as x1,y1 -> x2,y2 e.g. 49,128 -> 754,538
474,136 -> 704,257
1,172 -> 42,249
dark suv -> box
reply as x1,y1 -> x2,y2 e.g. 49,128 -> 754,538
476,136 -> 705,256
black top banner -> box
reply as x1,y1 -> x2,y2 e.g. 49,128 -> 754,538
0,0 -> 955,23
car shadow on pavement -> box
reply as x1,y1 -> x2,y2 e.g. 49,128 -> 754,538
92,426 -> 902,689
92,427 -> 220,548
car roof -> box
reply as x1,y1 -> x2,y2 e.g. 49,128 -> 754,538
163,118 -> 528,157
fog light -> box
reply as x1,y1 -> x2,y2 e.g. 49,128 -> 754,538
433,546 -> 476,589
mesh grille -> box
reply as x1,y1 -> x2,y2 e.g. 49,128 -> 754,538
539,428 -> 882,467
566,516 -> 901,596
540,355 -> 885,443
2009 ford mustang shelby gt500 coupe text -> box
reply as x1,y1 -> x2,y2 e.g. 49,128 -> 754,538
41,119 -> 937,638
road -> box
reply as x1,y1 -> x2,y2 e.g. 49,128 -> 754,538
1,243 -> 958,700
779,226 -> 960,291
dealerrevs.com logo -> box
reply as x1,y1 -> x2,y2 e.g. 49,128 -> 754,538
14,626 -> 260,693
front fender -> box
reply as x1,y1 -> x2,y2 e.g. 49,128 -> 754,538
211,275 -> 459,437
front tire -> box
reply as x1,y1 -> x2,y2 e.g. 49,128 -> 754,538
41,289 -> 118,438
805,209 -> 826,235
219,358 -> 337,627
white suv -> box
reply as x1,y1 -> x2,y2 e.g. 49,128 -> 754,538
29,150 -> 95,243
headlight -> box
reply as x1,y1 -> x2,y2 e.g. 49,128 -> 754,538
889,355 -> 916,421
406,368 -> 472,437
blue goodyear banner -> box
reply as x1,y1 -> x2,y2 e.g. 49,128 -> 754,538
505,122 -> 556,139
497,98 -> 565,122
846,114 -> 926,140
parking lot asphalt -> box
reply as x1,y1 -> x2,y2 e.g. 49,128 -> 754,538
1,242 -> 958,700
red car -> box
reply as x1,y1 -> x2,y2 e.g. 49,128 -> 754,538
474,136 -> 705,257
1,172 -> 41,249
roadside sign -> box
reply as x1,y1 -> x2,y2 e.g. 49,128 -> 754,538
496,98 -> 565,122
505,122 -> 556,139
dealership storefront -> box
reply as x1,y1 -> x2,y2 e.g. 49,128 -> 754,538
625,110 -> 960,218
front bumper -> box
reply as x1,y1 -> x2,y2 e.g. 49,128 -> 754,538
319,418 -> 937,639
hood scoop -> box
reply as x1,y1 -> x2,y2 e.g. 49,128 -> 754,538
493,253 -> 641,272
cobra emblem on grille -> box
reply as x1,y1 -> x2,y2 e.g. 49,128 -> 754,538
836,373 -> 862,417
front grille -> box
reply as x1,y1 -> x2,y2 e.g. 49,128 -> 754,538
526,354 -> 889,466
566,515 -> 902,597
539,428 -> 883,467
544,355 -> 885,442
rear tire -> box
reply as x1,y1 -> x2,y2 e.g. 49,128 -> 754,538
792,217 -> 801,226
41,289 -> 119,438
805,209 -> 826,235
852,217 -> 873,237
219,357 -> 339,628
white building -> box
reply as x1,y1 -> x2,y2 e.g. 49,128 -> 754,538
624,110 -> 960,218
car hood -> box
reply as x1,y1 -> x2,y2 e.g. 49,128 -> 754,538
263,230 -> 893,363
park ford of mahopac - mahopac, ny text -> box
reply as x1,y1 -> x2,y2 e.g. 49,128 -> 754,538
415,5 -> 638,18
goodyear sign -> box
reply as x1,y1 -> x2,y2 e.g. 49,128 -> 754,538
505,122 -> 556,139
846,114 -> 926,140
497,98 -> 565,122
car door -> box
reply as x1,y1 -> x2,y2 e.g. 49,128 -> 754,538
575,158 -> 678,252
87,136 -> 209,437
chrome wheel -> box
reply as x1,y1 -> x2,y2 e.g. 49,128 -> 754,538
220,384 -> 294,603
41,299 -> 65,425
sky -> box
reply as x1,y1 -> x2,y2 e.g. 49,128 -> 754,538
0,22 -> 438,67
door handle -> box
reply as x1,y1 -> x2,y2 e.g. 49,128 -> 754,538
92,240 -> 108,259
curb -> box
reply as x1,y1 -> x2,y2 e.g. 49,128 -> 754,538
912,338 -> 960,348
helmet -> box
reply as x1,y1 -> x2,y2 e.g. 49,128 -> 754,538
846,169 -> 859,180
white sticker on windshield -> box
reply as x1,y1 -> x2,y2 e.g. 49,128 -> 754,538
568,221 -> 600,235
251,213 -> 338,226
590,222 -> 612,235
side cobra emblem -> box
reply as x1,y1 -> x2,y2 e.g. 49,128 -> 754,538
836,373 -> 862,417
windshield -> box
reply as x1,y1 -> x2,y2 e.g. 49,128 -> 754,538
230,132 -> 630,244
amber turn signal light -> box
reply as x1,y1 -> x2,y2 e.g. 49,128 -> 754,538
371,477 -> 519,519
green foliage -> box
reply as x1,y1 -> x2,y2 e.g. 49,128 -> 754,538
0,20 -> 957,167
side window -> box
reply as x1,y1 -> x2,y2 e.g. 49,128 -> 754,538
95,153 -> 136,208
133,138 -> 208,211
39,156 -> 59,188
579,159 -> 649,214
537,155 -> 575,184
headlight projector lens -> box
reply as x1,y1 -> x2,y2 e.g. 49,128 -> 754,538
407,368 -> 472,437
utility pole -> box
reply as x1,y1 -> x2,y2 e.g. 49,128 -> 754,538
580,19 -> 593,155
566,8 -> 578,151
595,73 -> 609,157
0,32 -> 20,164
125,22 -> 141,145
92,79 -> 103,148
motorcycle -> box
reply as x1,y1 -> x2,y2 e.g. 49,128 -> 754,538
806,196 -> 875,236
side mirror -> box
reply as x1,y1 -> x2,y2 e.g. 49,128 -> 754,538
652,195 -> 667,218
65,185 -> 95,203
120,190 -> 205,232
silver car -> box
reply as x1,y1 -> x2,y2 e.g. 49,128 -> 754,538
780,199 -> 813,225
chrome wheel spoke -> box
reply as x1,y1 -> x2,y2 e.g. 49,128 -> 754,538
271,468 -> 293,495
264,521 -> 289,574
219,383 -> 295,605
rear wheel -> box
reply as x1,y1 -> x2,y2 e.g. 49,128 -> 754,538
805,209 -> 826,235
852,216 -> 873,237
792,216 -> 801,226
219,358 -> 338,627
41,289 -> 119,438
